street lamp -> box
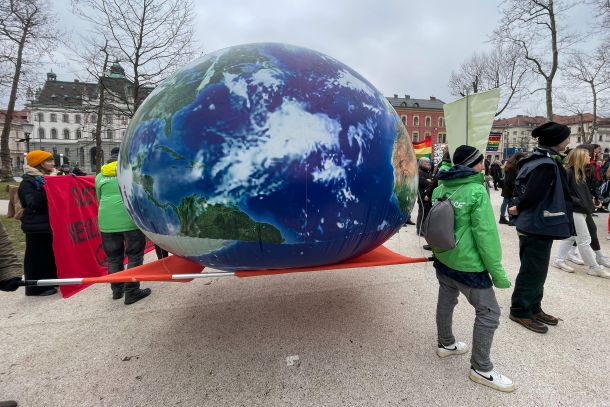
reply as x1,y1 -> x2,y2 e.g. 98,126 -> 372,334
18,122 -> 35,153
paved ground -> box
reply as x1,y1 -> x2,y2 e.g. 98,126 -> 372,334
0,191 -> 609,406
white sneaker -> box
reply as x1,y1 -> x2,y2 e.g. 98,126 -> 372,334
469,368 -> 515,392
552,260 -> 574,273
587,265 -> 610,279
436,341 -> 469,358
596,255 -> 610,268
566,254 -> 585,265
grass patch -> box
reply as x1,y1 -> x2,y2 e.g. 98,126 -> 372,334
0,181 -> 20,200
0,216 -> 25,261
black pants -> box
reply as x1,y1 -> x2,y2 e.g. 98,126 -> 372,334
416,198 -> 431,235
510,234 -> 553,318
101,230 -> 146,296
155,245 -> 169,259
24,233 -> 57,295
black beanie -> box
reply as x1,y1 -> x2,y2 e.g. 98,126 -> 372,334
531,121 -> 570,147
453,145 -> 484,168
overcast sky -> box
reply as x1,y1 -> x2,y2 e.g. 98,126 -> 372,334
24,0 -> 600,116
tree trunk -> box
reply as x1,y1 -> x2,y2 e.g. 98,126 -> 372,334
94,50 -> 110,173
0,25 -> 29,182
545,79 -> 554,121
591,82 -> 598,144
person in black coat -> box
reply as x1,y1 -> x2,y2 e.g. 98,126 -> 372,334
18,150 -> 58,296
490,160 -> 503,191
416,157 -> 433,236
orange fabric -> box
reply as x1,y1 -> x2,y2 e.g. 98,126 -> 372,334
77,245 -> 429,284
235,245 -> 429,277
80,255 -> 204,284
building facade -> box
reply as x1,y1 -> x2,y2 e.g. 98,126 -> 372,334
23,64 -> 152,173
387,94 -> 446,144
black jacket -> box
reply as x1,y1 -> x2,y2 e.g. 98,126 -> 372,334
490,163 -> 502,181
501,166 -> 517,198
566,168 -> 595,214
18,174 -> 51,234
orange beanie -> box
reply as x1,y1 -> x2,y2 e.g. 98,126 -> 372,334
26,150 -> 53,167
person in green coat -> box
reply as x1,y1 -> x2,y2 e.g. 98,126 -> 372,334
431,145 -> 513,393
95,148 -> 151,305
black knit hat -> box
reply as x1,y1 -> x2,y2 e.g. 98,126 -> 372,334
531,121 -> 571,147
453,145 -> 484,168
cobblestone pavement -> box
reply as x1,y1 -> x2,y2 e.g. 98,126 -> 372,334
0,190 -> 608,406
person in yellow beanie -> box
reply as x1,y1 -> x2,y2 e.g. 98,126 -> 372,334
17,150 -> 58,296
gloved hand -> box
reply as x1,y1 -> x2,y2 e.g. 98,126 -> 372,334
0,277 -> 22,292
34,175 -> 46,189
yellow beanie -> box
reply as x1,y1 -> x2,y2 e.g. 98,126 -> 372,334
27,150 -> 53,167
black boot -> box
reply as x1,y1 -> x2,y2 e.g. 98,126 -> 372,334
498,217 -> 509,224
124,282 -> 151,305
111,283 -> 124,300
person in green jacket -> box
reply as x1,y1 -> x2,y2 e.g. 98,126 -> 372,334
95,149 -> 151,305
431,145 -> 513,393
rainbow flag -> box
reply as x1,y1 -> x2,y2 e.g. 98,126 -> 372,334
412,138 -> 432,159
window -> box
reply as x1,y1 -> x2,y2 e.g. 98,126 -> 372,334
605,134 -> 610,142
51,128 -> 58,139
90,113 -> 97,123
412,131 -> 419,142
438,133 -> 447,143
413,116 -> 419,126
424,132 -> 430,139
425,116 -> 431,127
121,131 -> 126,139
63,129 -> 70,139
75,114 -> 81,124
599,134 -> 603,142
50,113 -> 57,122
105,115 -> 113,125
62,114 -> 69,123
37,113 -> 44,122
512,137 -> 517,143
121,116 -> 128,125
438,117 -> 445,127
65,147 -> 70,159
401,116 -> 406,125
513,131 -> 517,135
105,129 -> 114,139
91,130 -> 96,139
38,128 -> 46,139
76,129 -> 82,139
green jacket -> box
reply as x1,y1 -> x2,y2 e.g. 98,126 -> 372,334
95,161 -> 138,233
431,166 -> 510,288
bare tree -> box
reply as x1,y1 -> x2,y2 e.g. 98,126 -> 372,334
493,0 -> 577,120
71,0 -> 195,118
563,46 -> 610,142
0,0 -> 60,181
448,44 -> 529,116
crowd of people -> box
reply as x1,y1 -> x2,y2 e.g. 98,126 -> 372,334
0,148 -> 155,305
411,121 -> 610,393
1,121 -> 609,395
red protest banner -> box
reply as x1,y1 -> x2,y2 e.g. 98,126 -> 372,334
44,175 -> 154,298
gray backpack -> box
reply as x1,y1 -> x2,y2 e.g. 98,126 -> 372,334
422,185 -> 464,250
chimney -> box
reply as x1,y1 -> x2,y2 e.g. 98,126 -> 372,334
405,94 -> 410,99
430,96 -> 436,101
74,79 -> 80,83
393,94 -> 398,99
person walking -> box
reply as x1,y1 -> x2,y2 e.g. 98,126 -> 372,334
499,152 -> 527,225
552,148 -> 610,278
490,160 -> 503,191
508,122 -> 574,334
18,150 -> 58,296
96,149 -> 151,305
431,145 -> 514,392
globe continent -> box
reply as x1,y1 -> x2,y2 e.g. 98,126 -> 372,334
118,43 -> 418,271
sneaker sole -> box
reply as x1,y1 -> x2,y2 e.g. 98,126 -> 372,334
469,372 -> 515,393
552,265 -> 574,273
436,347 -> 469,358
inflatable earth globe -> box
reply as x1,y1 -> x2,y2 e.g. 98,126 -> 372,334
118,43 -> 418,271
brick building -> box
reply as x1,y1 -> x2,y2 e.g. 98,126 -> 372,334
387,94 -> 446,144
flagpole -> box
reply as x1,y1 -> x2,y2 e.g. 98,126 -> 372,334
465,90 -> 469,145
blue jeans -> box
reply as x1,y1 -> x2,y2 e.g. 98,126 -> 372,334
500,197 -> 511,218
